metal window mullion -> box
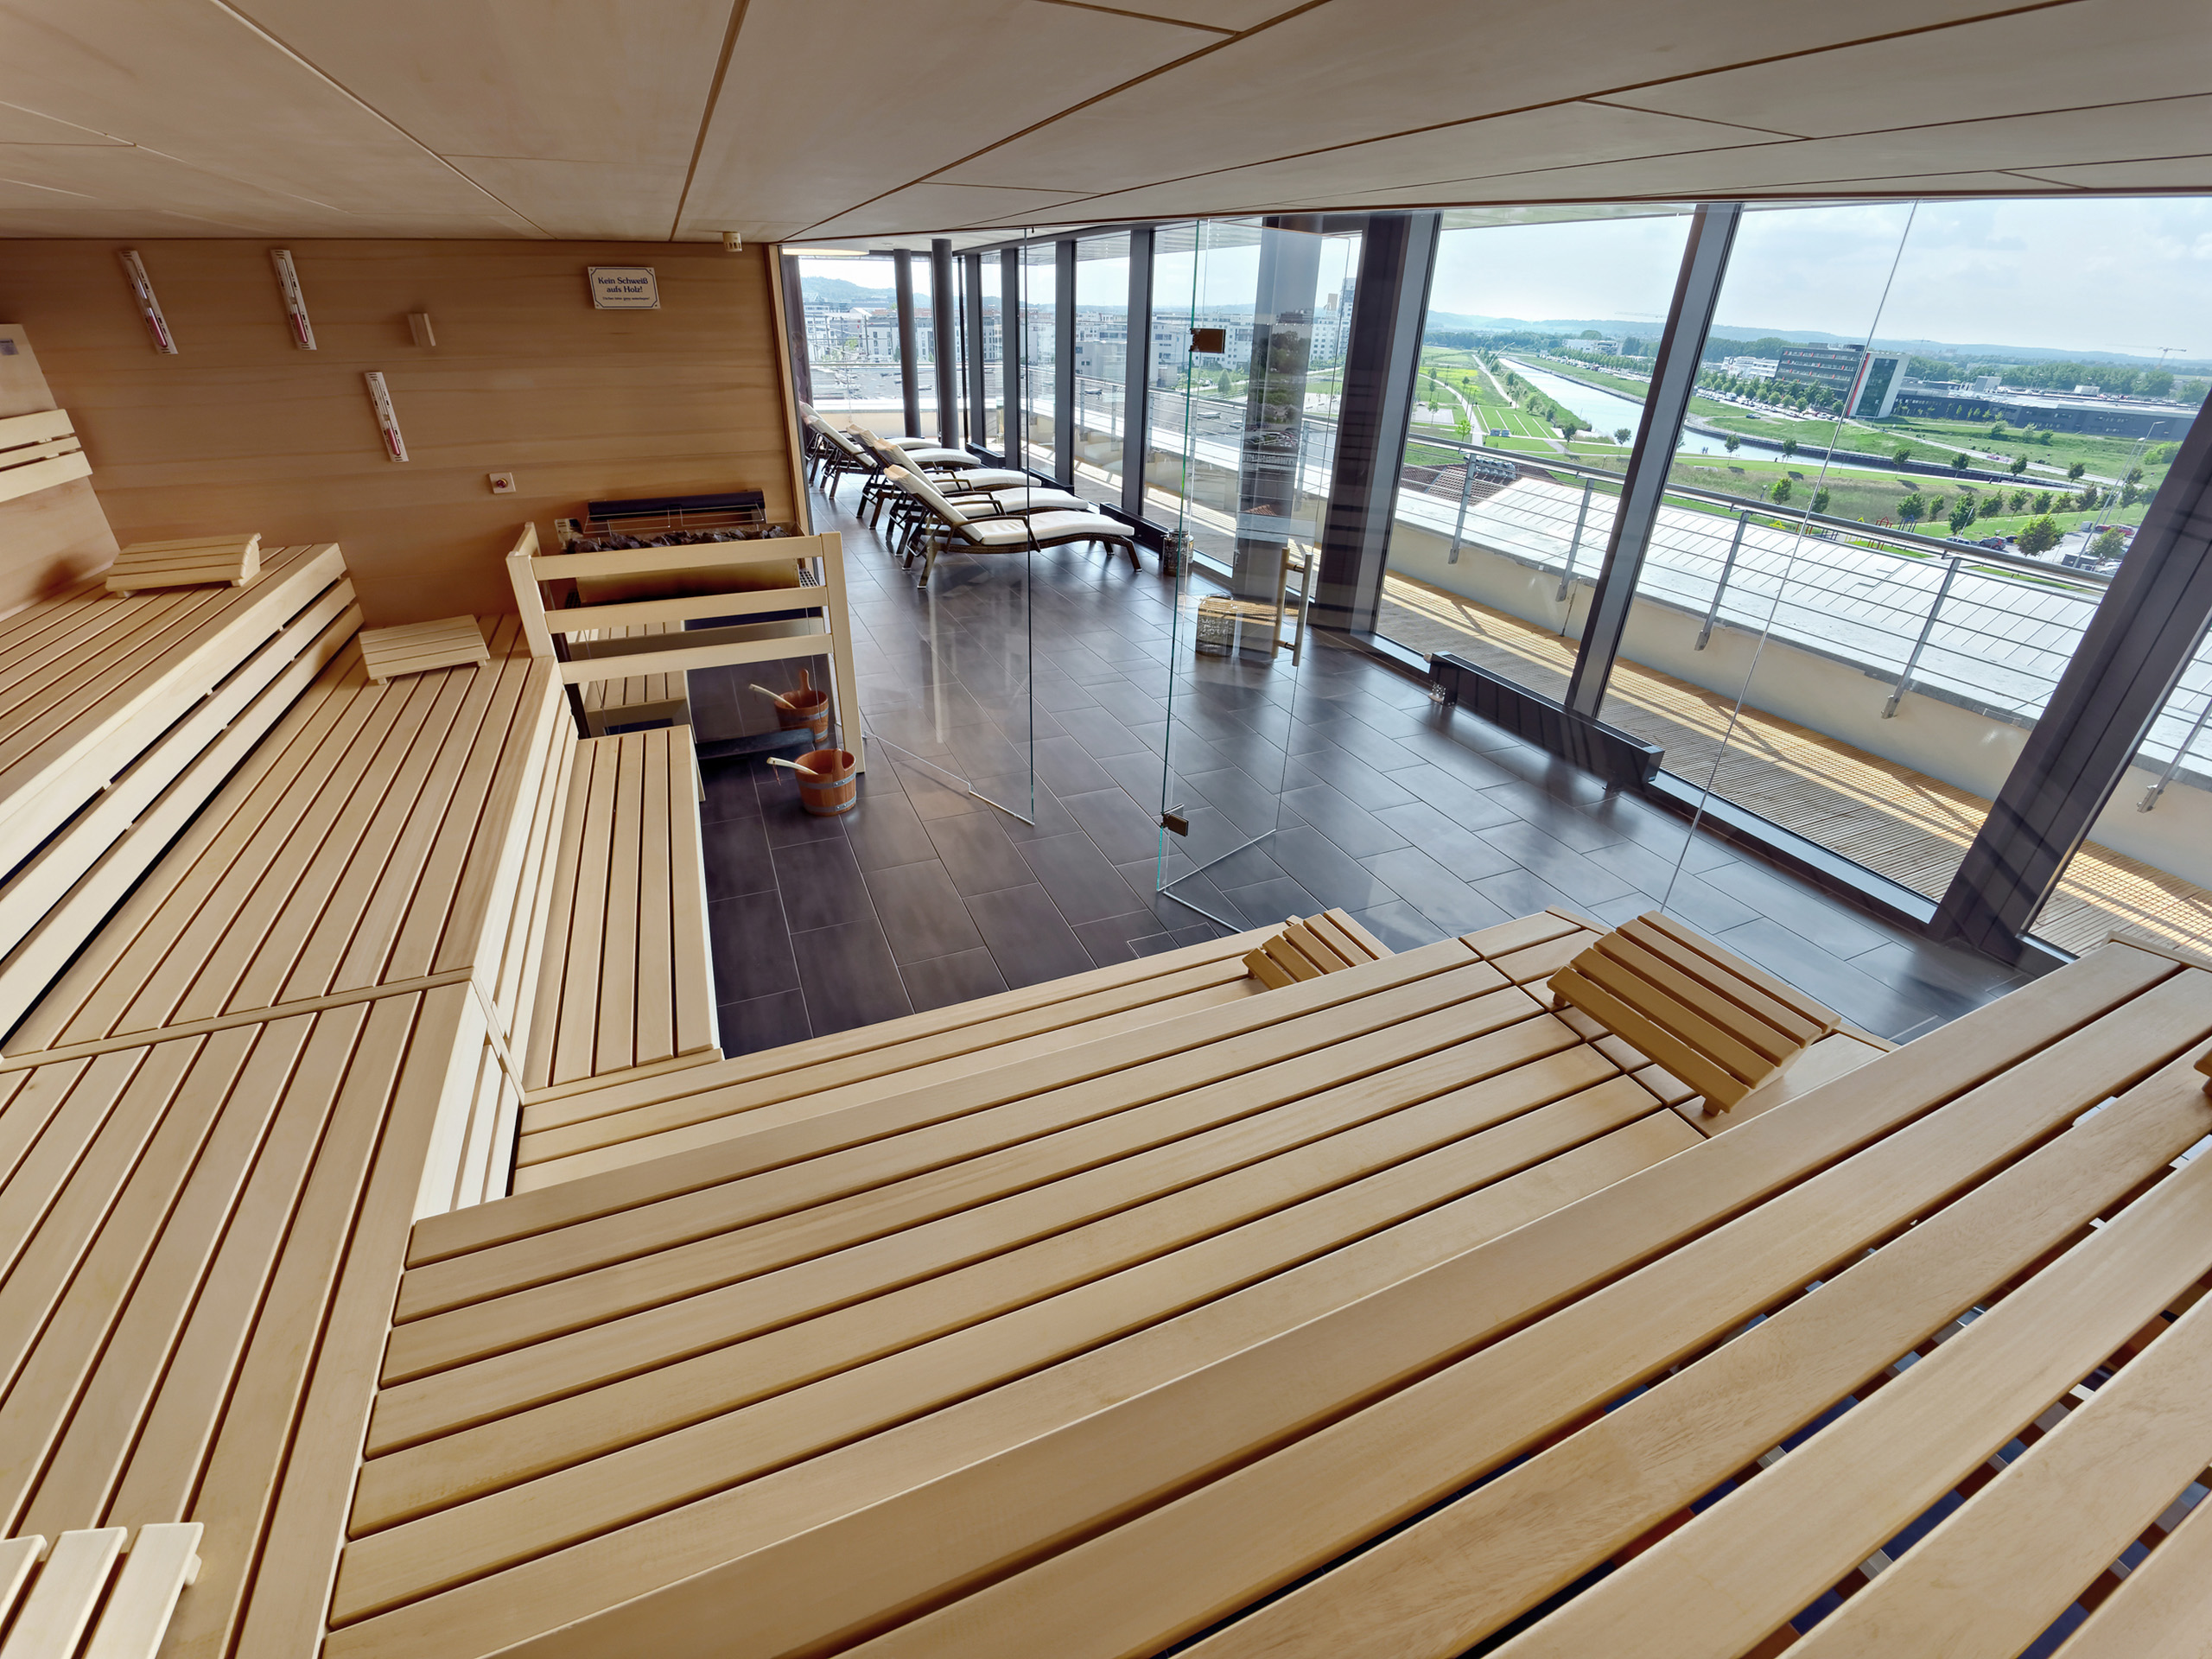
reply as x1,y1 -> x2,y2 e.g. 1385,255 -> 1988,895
893,250 -> 920,440
1054,238 -> 1076,486
1563,201 -> 1744,720
1122,226 -> 1154,519
963,253 -> 988,452
931,238 -> 958,449
1000,248 -> 1022,469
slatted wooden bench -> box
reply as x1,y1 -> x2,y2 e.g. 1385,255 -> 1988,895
505,915 -> 1313,1192
0,1522 -> 202,1658
524,725 -> 717,1097
298,923 -> 2212,1659
0,543 -> 359,1040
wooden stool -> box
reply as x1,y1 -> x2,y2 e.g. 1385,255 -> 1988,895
1548,911 -> 1840,1112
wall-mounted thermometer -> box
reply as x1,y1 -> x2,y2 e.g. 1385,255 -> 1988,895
270,249 -> 316,349
118,250 -> 176,353
363,372 -> 409,462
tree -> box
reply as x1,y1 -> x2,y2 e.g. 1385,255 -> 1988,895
1950,452 -> 1971,473
2034,491 -> 2054,514
1559,419 -> 1581,441
2016,515 -> 2063,554
1893,444 -> 1913,464
2089,527 -> 2127,562
2009,455 -> 2028,475
2008,490 -> 2030,512
1988,423 -> 2007,440
1770,479 -> 1793,505
1897,493 -> 1927,524
2066,460 -> 2087,480
1615,427 -> 1632,444
1811,487 -> 1831,514
1977,493 -> 2003,520
1781,438 -> 1799,459
1948,501 -> 1979,534
1724,433 -> 1741,455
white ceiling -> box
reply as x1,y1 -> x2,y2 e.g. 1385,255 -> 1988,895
0,0 -> 2202,244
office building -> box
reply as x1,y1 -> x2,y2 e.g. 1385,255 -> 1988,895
0,7 -> 2205,1659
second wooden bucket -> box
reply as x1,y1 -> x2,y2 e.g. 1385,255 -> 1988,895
795,748 -> 858,817
777,668 -> 832,744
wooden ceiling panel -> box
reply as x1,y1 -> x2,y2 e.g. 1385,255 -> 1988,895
231,0 -> 729,234
1615,0 -> 2212,138
675,0 -> 1211,243
0,0 -> 516,227
803,184 -> 1109,239
1003,102 -> 1783,232
2011,155 -> 2212,188
0,103 -> 129,146
1104,0 -> 1297,29
926,0 -> 2031,194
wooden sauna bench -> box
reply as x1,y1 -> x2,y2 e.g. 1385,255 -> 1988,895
524,724 -> 718,1096
314,922 -> 2212,1659
0,542 -> 357,1038
505,909 -> 1386,1192
5,613 -> 568,1067
0,612 -> 590,1659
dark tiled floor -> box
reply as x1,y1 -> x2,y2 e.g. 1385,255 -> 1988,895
693,486 -> 2034,1056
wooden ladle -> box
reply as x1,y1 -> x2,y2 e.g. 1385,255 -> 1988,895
766,755 -> 828,781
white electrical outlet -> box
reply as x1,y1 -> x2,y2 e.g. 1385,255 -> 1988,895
489,473 -> 516,495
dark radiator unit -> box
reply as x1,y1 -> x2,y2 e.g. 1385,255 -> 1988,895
1427,652 -> 1663,790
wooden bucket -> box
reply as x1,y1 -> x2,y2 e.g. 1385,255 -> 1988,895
773,668 -> 832,743
795,748 -> 858,817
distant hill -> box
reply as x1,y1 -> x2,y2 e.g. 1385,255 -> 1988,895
802,276 -> 895,306
1425,309 -> 2208,371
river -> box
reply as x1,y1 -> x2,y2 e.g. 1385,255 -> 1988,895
1498,359 -> 1736,456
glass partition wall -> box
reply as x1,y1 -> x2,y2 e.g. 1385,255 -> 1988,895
1150,219 -> 1369,926
785,196 -> 2212,961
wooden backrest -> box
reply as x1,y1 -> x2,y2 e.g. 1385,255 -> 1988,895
1243,911 -> 1393,988
1548,911 -> 1840,1110
0,405 -> 88,510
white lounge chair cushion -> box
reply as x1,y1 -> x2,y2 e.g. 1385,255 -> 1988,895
940,470 -> 1030,492
977,489 -> 1090,514
961,511 -> 1128,547
898,448 -> 976,468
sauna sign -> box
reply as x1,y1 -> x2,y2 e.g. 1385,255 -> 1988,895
588,266 -> 660,309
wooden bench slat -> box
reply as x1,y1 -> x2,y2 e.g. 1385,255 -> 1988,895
1322,908 -> 1390,961
553,740 -> 617,1086
331,1108 -> 1694,1637
407,938 -> 1481,1273
2049,1454 -> 2212,1659
0,1526 -> 124,1659
360,1020 -> 1619,1488
1494,1107 -> 2212,1659
81,1521 -> 202,1659
544,963 -> 2205,1659
1784,1268 -> 2212,1658
1173,1049 -> 2212,1659
524,740 -> 593,1094
389,948 -> 1503,1338
634,732 -> 677,1068
595,733 -> 645,1077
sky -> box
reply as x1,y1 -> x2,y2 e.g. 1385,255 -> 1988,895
1427,197 -> 2212,360
802,195 -> 2212,362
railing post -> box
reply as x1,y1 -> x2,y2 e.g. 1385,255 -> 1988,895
2139,687 -> 2212,810
1696,512 -> 1751,649
1446,446 -> 1477,565
1557,477 -> 1593,601
1884,556 -> 1961,717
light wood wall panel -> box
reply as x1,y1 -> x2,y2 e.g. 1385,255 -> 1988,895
0,242 -> 800,626
0,323 -> 119,618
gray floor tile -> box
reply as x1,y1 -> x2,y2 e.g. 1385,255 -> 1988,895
901,947 -> 1011,1013
701,814 -> 777,901
1361,847 -> 1515,936
1020,830 -> 1147,925
1348,899 -> 1450,952
1265,824 -> 1400,914
1032,734 -> 1117,798
770,838 -> 875,932
1219,874 -> 1323,929
1072,909 -> 1172,968
925,810 -> 1034,896
718,988 -> 811,1057
1280,783 -> 1408,861
1370,800 -> 1522,881
839,791 -> 938,873
708,890 -> 799,1003
1061,785 -> 1166,866
790,918 -> 914,1034
865,859 -> 987,964
966,883 -> 1096,988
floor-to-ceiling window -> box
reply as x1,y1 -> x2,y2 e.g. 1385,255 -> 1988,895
791,252 -> 906,435
1070,232 -> 1132,507
1376,207 -> 1694,705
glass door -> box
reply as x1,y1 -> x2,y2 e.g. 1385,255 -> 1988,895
1152,219 -> 1363,925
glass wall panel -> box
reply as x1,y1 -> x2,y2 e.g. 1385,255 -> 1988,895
1596,197 -> 2212,959
1071,232 -> 1132,507
1147,219 -> 1362,927
791,252 -> 906,435
1374,207 -> 1694,708
1020,241 -> 1059,460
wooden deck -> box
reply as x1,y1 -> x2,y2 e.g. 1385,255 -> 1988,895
1378,571 -> 2212,957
